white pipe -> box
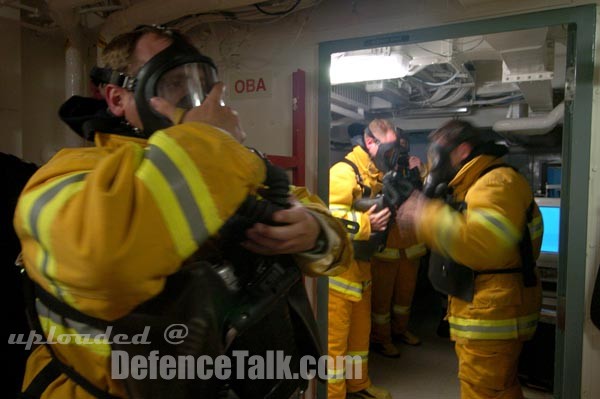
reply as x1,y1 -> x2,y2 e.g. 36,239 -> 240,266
1,0 -> 39,16
65,43 -> 83,98
99,0 -> 256,43
492,102 -> 564,135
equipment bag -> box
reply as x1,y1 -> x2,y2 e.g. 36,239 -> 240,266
21,252 -> 319,399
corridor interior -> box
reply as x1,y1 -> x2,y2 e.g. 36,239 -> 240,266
367,264 -> 554,399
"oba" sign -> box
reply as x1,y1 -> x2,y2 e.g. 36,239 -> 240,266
229,71 -> 272,99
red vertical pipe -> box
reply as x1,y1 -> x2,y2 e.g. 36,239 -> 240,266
292,68 -> 306,186
266,69 -> 305,186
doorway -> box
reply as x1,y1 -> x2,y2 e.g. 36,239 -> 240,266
317,5 -> 595,399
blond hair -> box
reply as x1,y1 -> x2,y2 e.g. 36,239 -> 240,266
101,26 -> 174,75
367,118 -> 395,141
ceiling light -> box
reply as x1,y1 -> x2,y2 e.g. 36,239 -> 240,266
330,53 -> 411,85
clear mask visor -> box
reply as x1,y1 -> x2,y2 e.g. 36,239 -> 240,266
155,63 -> 218,109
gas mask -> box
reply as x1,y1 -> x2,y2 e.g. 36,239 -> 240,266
92,30 -> 219,137
422,142 -> 459,198
372,141 -> 402,173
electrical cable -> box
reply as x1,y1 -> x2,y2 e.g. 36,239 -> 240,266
411,63 -> 462,86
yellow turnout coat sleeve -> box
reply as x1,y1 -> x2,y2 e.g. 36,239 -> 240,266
14,122 -> 266,321
291,186 -> 352,277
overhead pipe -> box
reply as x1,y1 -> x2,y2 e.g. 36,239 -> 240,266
492,102 -> 564,136
99,0 -> 256,42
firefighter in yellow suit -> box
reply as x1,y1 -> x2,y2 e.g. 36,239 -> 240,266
328,119 -> 403,399
396,120 -> 543,399
370,134 -> 426,357
370,224 -> 426,357
15,26 -> 351,398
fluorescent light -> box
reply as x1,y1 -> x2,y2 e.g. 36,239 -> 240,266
330,53 -> 410,85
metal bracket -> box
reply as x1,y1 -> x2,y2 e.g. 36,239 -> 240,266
503,71 -> 554,83
564,66 -> 576,102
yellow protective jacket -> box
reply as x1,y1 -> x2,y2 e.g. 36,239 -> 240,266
15,124 -> 350,398
416,155 -> 543,343
328,145 -> 383,300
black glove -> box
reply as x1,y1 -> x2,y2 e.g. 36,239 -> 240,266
218,151 -> 291,245
382,171 -> 414,208
258,160 -> 291,209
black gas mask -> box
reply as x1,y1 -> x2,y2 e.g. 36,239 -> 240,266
92,29 -> 219,137
422,142 -> 459,198
373,141 -> 401,173
367,128 -> 402,173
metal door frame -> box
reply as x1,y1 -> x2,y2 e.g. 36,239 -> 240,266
316,5 -> 596,398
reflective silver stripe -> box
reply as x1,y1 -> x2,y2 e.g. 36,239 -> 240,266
449,318 -> 538,334
372,312 -> 391,324
349,210 -> 359,239
29,173 -> 87,300
529,217 -> 543,239
146,144 -> 209,243
392,304 -> 410,315
472,209 -> 520,244
36,300 -> 105,337
329,278 -> 363,295
29,173 -> 87,242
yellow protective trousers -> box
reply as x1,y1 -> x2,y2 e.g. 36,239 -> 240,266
327,286 -> 372,398
370,254 -> 419,344
455,340 -> 524,399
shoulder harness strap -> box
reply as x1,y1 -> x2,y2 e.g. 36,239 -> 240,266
338,158 -> 372,198
21,273 -> 120,399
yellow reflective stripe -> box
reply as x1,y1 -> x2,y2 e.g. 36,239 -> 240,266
448,313 -> 539,340
149,132 -> 222,234
470,208 -> 521,246
327,368 -> 346,382
405,243 -> 427,259
374,248 -> 401,260
19,172 -> 88,301
347,351 -> 368,364
529,215 -> 543,240
436,206 -> 461,256
392,304 -> 410,315
372,312 -> 391,324
330,203 -> 361,239
329,277 -> 363,299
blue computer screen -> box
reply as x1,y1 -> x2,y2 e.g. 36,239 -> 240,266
539,206 -> 560,253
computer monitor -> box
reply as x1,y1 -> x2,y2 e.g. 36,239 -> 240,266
535,197 -> 561,267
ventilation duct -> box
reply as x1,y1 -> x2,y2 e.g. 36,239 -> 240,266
492,102 -> 564,136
